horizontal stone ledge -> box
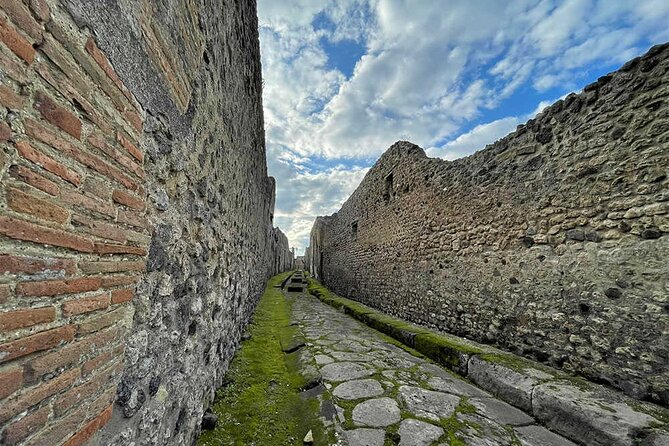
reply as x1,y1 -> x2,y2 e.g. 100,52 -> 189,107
306,277 -> 669,446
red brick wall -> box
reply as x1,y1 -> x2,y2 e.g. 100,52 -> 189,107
0,1 -> 147,445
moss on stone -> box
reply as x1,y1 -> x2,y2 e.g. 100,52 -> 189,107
197,272 -> 333,446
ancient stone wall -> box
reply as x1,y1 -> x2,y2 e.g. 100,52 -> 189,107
271,227 -> 294,274
0,1 -> 286,445
310,43 -> 669,407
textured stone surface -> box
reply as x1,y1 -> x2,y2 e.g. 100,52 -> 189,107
514,425 -> 578,446
533,380 -> 663,446
344,428 -> 386,446
289,291 -> 578,445
332,379 -> 384,400
399,419 -> 444,446
308,44 -> 669,405
468,355 -> 553,411
321,362 -> 373,382
469,397 -> 534,426
352,397 -> 401,427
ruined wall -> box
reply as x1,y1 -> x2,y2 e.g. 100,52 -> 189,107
271,227 -> 294,274
0,1 -> 282,445
311,43 -> 669,407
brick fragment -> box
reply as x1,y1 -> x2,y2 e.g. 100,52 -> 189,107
112,189 -> 145,210
16,277 -> 102,297
0,367 -> 78,422
2,405 -> 49,446
88,132 -> 144,178
111,288 -> 133,304
124,109 -> 143,133
25,118 -> 140,191
77,307 -> 126,335
79,260 -> 144,274
81,175 -> 112,200
0,0 -> 43,42
0,120 -> 11,141
0,15 -> 35,63
24,325 -> 121,382
70,214 -> 126,243
60,188 -> 116,219
0,324 -> 76,364
35,61 -> 114,137
15,140 -> 81,186
0,284 -> 11,303
54,360 -> 122,416
0,367 -> 22,400
0,306 -> 56,331
6,186 -> 70,223
0,84 -> 24,109
62,293 -> 110,316
29,0 -> 51,22
117,208 -> 150,230
100,274 -> 139,288
81,346 -> 121,377
117,131 -> 143,162
61,403 -> 113,446
8,165 -> 60,195
0,254 -> 75,277
0,216 -> 94,252
94,243 -> 147,256
0,45 -> 28,82
34,90 -> 82,139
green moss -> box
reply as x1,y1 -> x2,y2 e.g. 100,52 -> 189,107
197,272 -> 333,446
629,402 -> 669,426
413,333 -> 482,372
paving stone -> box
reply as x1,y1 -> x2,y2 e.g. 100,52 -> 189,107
333,379 -> 384,400
427,376 -> 491,397
533,381 -> 664,446
352,397 -> 401,427
454,413 -> 516,446
331,351 -> 370,362
315,354 -> 334,365
399,419 -> 444,446
468,356 -> 551,411
398,386 -> 460,421
470,397 -> 535,426
514,425 -> 578,446
320,362 -> 373,382
345,428 -> 386,446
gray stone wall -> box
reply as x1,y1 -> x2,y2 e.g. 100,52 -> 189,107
61,0 -> 282,444
310,43 -> 669,407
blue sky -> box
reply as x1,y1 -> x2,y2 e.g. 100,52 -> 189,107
257,0 -> 669,253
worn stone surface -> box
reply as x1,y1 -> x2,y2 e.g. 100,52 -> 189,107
399,419 -> 444,446
308,43 -> 669,405
352,397 -> 401,427
289,290 -> 577,446
333,379 -> 384,400
344,428 -> 386,446
533,380 -> 665,446
514,425 -> 578,446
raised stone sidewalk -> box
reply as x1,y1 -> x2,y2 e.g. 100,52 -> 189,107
295,277 -> 669,446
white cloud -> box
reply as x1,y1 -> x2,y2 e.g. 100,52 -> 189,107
257,0 -> 669,251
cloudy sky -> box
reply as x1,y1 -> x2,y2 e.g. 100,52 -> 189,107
256,0 -> 669,253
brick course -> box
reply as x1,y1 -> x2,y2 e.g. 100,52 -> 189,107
0,1 -> 147,444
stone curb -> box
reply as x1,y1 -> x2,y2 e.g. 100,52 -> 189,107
306,279 -> 669,446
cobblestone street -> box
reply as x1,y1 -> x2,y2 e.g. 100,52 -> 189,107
290,291 -> 576,446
